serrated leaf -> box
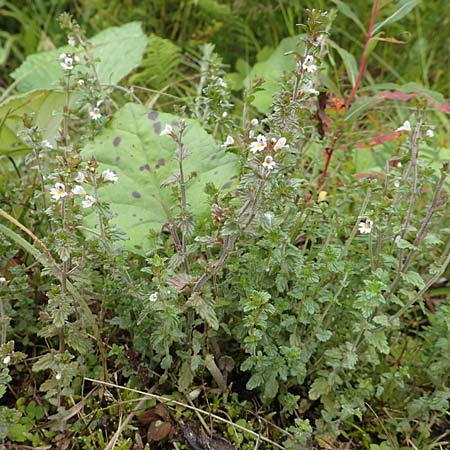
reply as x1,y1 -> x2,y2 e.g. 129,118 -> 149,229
186,293 -> 219,330
372,0 -> 420,36
81,103 -> 238,253
366,330 -> 390,354
0,90 -> 65,156
401,271 -> 425,289
308,377 -> 330,400
11,22 -> 148,92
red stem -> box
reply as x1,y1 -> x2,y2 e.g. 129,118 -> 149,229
346,0 -> 380,108
319,0 -> 381,188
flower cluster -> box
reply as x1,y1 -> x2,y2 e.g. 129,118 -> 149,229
59,52 -> 80,71
49,168 -> 117,208
248,134 -> 288,173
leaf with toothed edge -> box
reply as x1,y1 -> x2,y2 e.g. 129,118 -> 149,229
81,103 -> 238,254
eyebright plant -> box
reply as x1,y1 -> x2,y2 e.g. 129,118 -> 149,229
0,7 -> 449,450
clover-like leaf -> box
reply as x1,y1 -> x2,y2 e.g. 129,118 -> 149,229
81,103 -> 238,253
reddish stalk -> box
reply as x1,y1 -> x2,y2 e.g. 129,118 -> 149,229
320,0 -> 380,186
346,0 -> 381,108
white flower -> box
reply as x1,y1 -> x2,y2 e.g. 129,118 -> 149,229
274,137 -> 288,151
72,185 -> 86,196
41,140 -> 53,149
68,36 -> 76,47
3,356 -> 11,365
74,171 -> 85,183
249,134 -> 267,153
425,129 -> 434,138
77,79 -> 85,87
393,180 -> 400,188
222,111 -> 228,118
0,277 -> 6,284
249,130 -> 255,139
396,120 -> 411,133
250,118 -> 259,127
81,195 -> 96,208
160,124 -> 173,136
149,292 -> 158,302
262,155 -> 276,171
302,55 -> 318,73
50,183 -> 68,201
55,372 -> 62,380
89,107 -> 101,121
221,136 -> 234,147
102,169 -> 118,182
59,52 -> 78,71
358,219 -> 373,234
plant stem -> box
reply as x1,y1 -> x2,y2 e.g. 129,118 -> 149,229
345,0 -> 380,108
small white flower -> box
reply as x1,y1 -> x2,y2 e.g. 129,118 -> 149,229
72,185 -> 86,196
68,36 -> 76,47
397,162 -> 402,168
102,169 -> 118,182
221,135 -> 234,147
55,372 -> 62,380
425,129 -> 434,138
41,140 -> 53,149
160,124 -> 173,136
59,53 -> 76,71
50,183 -> 68,201
249,134 -> 267,153
396,120 -> 411,133
274,137 -> 288,151
222,111 -> 228,118
89,107 -> 101,121
262,155 -> 276,171
302,55 -> 318,73
393,180 -> 400,188
81,195 -> 96,208
77,79 -> 85,87
0,277 -> 6,284
3,356 -> 11,365
74,171 -> 85,183
358,219 -> 373,234
249,130 -> 255,139
250,118 -> 259,127
149,292 -> 158,302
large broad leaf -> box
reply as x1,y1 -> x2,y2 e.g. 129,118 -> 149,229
329,41 -> 358,87
0,90 -> 65,156
11,22 -> 149,93
244,36 -> 303,114
81,103 -> 238,253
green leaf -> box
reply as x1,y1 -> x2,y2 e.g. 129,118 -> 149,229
186,293 -> 219,330
81,103 -> 237,253
329,41 -> 358,87
0,90 -> 65,156
365,330 -> 390,354
333,0 -> 365,32
11,22 -> 149,92
401,271 -> 425,290
244,36 -> 303,113
372,0 -> 420,36
308,377 -> 330,400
